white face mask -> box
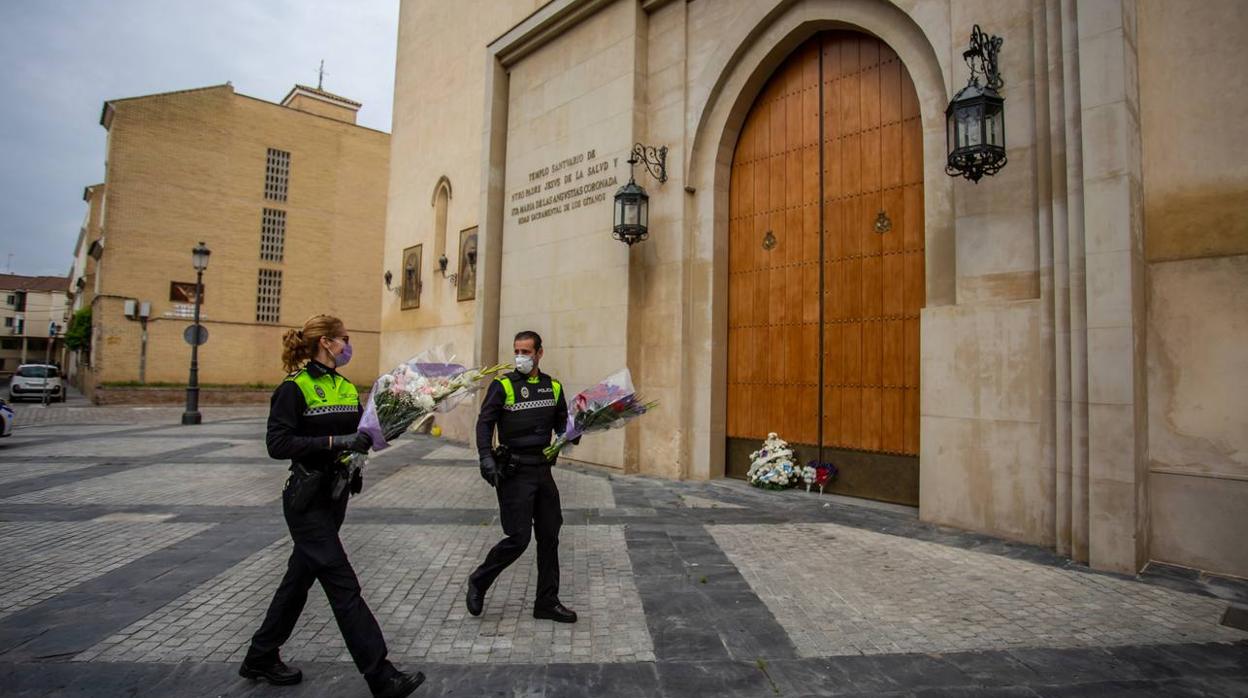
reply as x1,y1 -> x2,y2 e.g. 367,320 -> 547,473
514,354 -> 535,374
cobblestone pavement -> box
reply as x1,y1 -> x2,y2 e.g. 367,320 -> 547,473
0,521 -> 211,620
352,465 -> 616,510
710,523 -> 1241,656
0,409 -> 1244,697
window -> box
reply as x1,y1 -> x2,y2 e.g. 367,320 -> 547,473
401,244 -> 422,310
260,208 -> 286,262
0,339 -> 16,350
264,148 -> 291,202
170,282 -> 203,304
3,317 -> 11,328
4,295 -> 13,306
432,176 -> 452,270
17,365 -> 58,378
256,269 -> 282,323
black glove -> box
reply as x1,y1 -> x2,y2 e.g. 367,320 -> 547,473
349,467 -> 363,495
333,431 -> 373,454
479,454 -> 499,487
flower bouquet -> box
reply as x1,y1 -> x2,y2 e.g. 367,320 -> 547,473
746,433 -> 802,489
801,460 -> 838,493
340,344 -> 510,469
542,367 -> 658,460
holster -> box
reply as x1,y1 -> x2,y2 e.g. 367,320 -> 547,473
329,466 -> 352,501
491,445 -> 519,481
286,463 -> 324,514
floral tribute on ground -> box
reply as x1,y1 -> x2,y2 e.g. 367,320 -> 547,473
747,433 -> 839,492
342,344 -> 510,469
543,367 -> 657,460
746,432 -> 802,489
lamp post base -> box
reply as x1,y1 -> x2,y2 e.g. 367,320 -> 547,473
181,412 -> 202,425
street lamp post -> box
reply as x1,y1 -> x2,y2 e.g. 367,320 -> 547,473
181,242 -> 211,425
41,321 -> 58,407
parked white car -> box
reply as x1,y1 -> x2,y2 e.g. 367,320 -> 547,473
8,364 -> 66,403
0,397 -> 12,437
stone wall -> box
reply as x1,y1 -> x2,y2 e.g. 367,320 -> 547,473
1138,0 -> 1248,579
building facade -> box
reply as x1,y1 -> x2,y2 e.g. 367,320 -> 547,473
383,0 -> 1248,579
79,83 -> 389,397
0,274 -> 71,379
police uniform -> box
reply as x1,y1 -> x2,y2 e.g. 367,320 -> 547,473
469,369 -> 570,610
245,360 -> 397,684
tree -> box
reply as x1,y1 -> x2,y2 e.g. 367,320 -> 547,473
64,308 -> 92,352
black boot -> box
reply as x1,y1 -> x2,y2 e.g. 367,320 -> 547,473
238,655 -> 303,685
369,669 -> 426,698
465,581 -> 485,617
533,602 -> 577,623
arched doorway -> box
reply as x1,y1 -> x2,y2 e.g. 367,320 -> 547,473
726,30 -> 924,505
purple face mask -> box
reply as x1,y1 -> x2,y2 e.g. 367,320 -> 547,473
333,341 -> 353,368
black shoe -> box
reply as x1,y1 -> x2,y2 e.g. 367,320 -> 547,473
533,602 -> 578,623
238,656 -> 303,685
371,670 -> 426,698
465,581 -> 485,617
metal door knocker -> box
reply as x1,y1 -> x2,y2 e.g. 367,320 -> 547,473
762,230 -> 777,250
874,210 -> 892,234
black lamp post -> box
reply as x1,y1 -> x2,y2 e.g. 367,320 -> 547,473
613,143 -> 667,246
181,241 -> 210,425
945,25 -> 1006,183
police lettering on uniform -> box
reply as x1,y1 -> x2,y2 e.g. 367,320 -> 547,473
465,330 -> 578,623
240,314 -> 424,698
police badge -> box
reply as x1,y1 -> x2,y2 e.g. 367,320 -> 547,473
520,386 -> 530,399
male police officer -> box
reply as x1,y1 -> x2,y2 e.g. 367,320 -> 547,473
466,330 -> 577,623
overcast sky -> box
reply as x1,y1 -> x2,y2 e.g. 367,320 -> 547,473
0,0 -> 399,277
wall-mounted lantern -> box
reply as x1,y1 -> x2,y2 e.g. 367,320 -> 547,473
945,25 -> 1006,183
613,143 -> 667,246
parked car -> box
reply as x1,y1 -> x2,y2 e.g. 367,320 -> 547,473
8,364 -> 66,403
0,397 -> 12,437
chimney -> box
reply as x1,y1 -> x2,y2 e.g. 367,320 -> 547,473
280,85 -> 361,124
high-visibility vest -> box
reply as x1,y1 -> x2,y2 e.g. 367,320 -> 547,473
285,367 -> 359,417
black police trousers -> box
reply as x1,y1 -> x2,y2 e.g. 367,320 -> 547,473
469,463 -> 563,607
246,473 -> 390,678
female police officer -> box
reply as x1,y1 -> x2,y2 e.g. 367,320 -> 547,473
239,314 -> 424,698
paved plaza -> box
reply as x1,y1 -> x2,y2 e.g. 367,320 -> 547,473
0,403 -> 1244,696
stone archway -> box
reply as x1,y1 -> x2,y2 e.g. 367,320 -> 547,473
682,0 -> 950,485
724,30 -> 926,505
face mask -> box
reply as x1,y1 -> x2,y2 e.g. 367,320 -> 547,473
514,354 -> 534,374
333,341 -> 353,368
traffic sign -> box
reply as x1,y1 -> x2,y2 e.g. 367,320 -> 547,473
183,324 -> 209,346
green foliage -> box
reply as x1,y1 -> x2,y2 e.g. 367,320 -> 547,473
64,308 -> 92,351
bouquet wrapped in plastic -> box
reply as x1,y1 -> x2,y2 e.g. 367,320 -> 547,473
801,460 -> 838,493
543,368 -> 657,460
339,344 -> 510,469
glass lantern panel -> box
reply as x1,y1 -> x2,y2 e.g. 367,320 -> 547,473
960,107 -> 982,147
614,197 -> 625,227
947,111 -> 957,154
623,199 -> 639,226
986,105 -> 1005,148
639,199 -> 648,228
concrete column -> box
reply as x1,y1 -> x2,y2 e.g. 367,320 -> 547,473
1076,0 -> 1148,574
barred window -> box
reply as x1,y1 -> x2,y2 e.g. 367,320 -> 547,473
260,208 -> 286,262
264,148 -> 291,202
256,269 -> 282,323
